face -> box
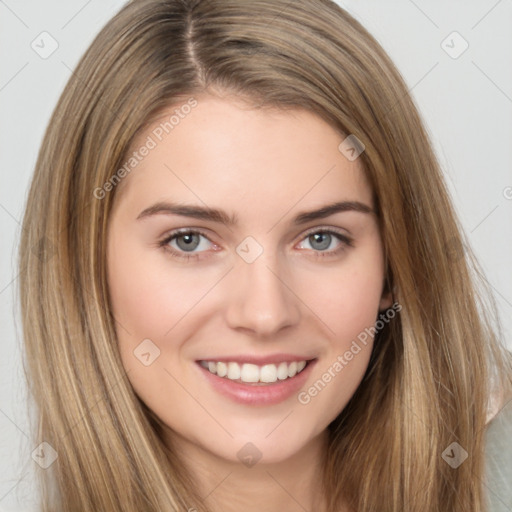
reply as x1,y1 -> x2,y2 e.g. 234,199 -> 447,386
106,93 -> 391,466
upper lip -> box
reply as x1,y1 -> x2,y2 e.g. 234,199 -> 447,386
197,354 -> 317,365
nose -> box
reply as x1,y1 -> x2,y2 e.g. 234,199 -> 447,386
224,249 -> 301,337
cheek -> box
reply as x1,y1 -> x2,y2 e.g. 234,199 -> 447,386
106,239 -> 200,411
107,237 -> 207,343
108,254 -> 168,339
295,268 -> 382,424
301,248 -> 385,346
293,245 -> 384,414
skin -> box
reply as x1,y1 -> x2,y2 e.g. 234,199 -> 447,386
107,92 -> 392,512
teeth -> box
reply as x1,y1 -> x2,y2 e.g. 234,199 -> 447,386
217,362 -> 227,377
241,363 -> 260,383
277,362 -> 289,380
227,362 -> 241,380
199,360 -> 309,383
260,364 -> 277,383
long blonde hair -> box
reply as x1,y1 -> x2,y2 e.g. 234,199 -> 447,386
18,0 -> 512,510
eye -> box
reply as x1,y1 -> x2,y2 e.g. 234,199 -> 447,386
158,227 -> 354,261
296,228 -> 354,257
158,229 -> 216,261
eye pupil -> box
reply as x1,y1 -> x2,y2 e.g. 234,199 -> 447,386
176,233 -> 200,251
309,232 -> 331,251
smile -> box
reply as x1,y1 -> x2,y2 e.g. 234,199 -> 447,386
198,360 -> 308,383
196,357 -> 317,405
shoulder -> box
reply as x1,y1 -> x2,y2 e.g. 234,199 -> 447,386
484,391 -> 512,512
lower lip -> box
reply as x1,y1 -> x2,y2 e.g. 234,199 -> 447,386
196,360 -> 317,406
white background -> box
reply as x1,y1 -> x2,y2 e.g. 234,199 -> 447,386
1,1 -> 511,509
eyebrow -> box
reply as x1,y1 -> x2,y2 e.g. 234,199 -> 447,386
136,200 -> 374,225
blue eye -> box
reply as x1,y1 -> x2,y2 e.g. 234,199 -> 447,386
172,232 -> 204,252
159,229 -> 214,260
297,229 -> 354,257
158,228 -> 353,261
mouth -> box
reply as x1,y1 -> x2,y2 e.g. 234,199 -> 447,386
197,359 -> 313,385
195,357 -> 318,405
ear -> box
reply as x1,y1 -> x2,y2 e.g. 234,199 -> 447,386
379,290 -> 393,312
378,276 -> 393,312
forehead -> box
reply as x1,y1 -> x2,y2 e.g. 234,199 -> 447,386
113,95 -> 373,220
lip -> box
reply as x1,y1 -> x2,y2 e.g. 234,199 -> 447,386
196,353 -> 315,365
195,358 -> 317,406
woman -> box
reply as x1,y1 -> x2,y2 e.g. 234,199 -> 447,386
18,0 -> 512,510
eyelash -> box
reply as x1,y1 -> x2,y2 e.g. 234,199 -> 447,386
158,227 -> 354,262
